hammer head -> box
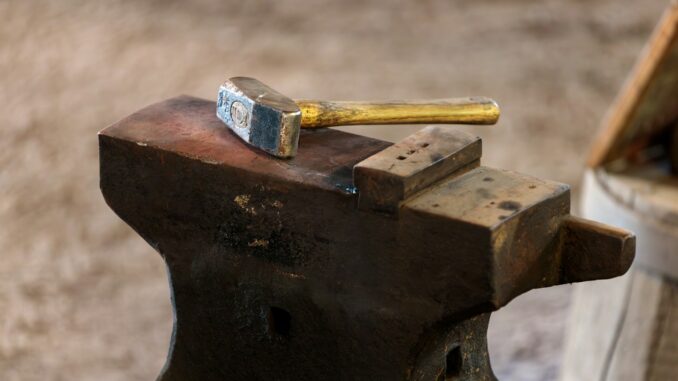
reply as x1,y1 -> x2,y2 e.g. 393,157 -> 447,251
217,77 -> 301,158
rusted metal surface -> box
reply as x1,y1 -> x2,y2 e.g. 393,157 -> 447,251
99,96 -> 635,380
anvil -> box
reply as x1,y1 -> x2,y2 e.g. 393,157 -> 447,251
99,96 -> 634,381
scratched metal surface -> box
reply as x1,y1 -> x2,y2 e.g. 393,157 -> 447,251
0,0 -> 668,380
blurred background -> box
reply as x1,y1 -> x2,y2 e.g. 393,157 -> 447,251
0,0 -> 670,380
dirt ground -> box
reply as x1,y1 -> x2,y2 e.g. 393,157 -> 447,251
0,0 -> 669,380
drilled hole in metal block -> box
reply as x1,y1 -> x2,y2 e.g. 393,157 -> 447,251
445,345 -> 462,379
267,306 -> 291,336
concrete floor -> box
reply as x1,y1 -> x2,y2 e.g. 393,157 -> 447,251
0,0 -> 668,379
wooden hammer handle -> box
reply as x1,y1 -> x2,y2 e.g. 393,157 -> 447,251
295,97 -> 500,128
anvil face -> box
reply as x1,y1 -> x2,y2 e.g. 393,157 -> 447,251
217,77 -> 302,158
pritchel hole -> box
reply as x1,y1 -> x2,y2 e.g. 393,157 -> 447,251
397,155 -> 407,160
267,307 -> 291,336
445,345 -> 463,379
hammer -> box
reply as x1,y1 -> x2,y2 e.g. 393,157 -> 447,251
217,77 -> 500,158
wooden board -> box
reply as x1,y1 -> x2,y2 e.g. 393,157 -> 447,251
647,279 -> 678,381
562,270 -> 678,381
561,168 -> 678,381
589,1 -> 678,167
568,4 -> 678,378
596,165 -> 678,227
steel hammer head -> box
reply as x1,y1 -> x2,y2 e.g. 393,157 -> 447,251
217,77 -> 301,158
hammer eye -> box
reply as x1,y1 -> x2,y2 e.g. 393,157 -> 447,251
230,101 -> 249,129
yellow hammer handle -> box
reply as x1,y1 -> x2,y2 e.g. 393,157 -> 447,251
295,97 -> 500,128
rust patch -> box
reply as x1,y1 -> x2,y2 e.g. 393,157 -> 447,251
498,200 -> 522,211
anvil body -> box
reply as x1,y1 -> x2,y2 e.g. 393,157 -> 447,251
99,96 -> 634,380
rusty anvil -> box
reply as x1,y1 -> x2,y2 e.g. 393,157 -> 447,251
99,96 -> 634,381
